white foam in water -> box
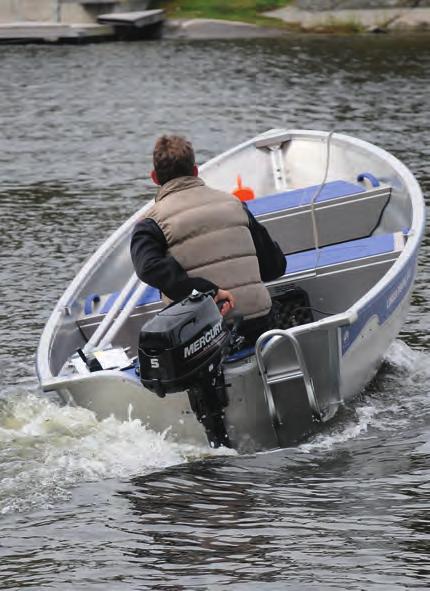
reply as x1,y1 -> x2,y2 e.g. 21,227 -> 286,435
0,392 -> 234,514
383,339 -> 420,372
1,341 -> 427,513
299,340 -> 429,454
299,404 -> 379,454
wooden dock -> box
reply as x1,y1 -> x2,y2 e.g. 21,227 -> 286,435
97,9 -> 164,28
0,22 -> 114,43
0,9 -> 164,44
97,9 -> 165,40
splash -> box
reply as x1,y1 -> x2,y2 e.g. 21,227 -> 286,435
0,391 -> 234,514
299,340 -> 430,454
1,340 -> 427,513
299,404 -> 379,454
383,338 -> 421,373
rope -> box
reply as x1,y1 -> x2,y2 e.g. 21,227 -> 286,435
309,130 -> 335,269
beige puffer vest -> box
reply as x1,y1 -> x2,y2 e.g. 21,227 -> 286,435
145,176 -> 272,320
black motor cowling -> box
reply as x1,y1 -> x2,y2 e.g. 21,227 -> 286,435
138,291 -> 230,398
138,291 -> 232,448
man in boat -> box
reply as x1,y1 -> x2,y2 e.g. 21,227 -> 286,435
130,135 -> 286,344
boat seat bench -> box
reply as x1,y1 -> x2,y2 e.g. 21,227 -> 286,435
280,232 -> 404,277
80,177 -> 393,319
79,232 -> 405,324
81,176 -> 392,316
249,180 -> 391,255
249,180 -> 365,215
118,230 -> 405,369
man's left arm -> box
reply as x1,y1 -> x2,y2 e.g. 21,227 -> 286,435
243,205 -> 286,281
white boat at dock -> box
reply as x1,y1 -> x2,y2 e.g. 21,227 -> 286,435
36,129 -> 425,452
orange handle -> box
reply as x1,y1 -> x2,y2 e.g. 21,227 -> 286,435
232,175 -> 255,201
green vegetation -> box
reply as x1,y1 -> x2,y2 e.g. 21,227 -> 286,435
151,1 -> 371,34
153,0 -> 292,28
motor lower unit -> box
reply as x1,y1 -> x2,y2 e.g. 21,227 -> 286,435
138,291 -> 232,447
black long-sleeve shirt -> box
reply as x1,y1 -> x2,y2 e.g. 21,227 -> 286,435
130,204 -> 286,302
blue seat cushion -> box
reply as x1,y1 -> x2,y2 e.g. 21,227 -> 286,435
99,285 -> 161,314
286,233 -> 398,275
247,180 -> 364,216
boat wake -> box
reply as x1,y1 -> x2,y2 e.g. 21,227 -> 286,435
0,387 -> 234,515
1,340 -> 427,514
299,339 -> 430,454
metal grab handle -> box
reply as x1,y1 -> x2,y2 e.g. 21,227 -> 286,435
285,332 -> 322,419
255,329 -> 322,441
255,332 -> 283,434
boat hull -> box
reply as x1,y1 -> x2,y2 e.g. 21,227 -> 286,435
36,130 -> 425,452
47,252 -> 417,453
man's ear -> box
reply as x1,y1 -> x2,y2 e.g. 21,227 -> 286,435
151,170 -> 160,185
192,164 -> 199,177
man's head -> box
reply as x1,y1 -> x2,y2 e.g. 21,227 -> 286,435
151,135 -> 198,186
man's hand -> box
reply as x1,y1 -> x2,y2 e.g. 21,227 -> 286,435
214,288 -> 235,317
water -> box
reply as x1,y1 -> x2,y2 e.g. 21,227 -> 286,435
1,35 -> 429,590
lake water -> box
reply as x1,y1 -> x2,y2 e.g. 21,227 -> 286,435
0,35 -> 429,590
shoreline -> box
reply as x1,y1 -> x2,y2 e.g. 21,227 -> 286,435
265,5 -> 430,34
163,6 -> 430,39
163,18 -> 284,40
1,10 -> 430,44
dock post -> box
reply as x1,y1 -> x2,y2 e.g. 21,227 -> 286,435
52,0 -> 61,23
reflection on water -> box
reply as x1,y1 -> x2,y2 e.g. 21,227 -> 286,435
0,35 -> 429,589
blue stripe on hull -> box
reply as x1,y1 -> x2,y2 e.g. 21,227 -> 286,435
341,249 -> 418,355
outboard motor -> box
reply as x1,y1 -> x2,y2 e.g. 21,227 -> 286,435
138,291 -> 233,448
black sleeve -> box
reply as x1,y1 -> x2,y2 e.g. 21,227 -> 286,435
130,218 -> 218,302
244,205 -> 287,282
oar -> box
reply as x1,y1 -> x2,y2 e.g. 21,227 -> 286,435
99,279 -> 149,349
83,273 -> 140,354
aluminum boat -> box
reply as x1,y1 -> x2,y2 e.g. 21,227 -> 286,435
36,129 -> 425,451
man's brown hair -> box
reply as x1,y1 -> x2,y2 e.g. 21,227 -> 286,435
153,135 -> 195,185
